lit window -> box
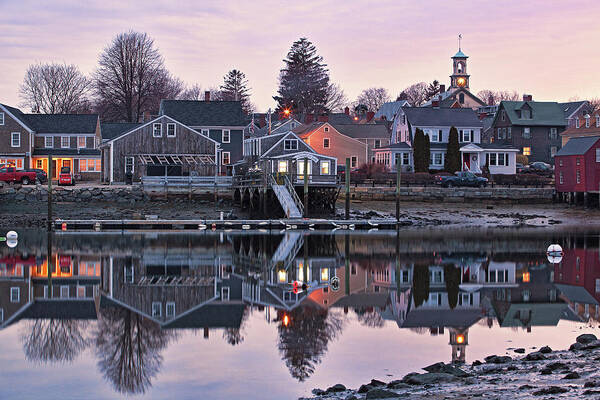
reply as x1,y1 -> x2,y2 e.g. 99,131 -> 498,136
77,286 -> 86,298
167,123 -> 176,137
36,159 -> 43,168
320,268 -> 329,282
323,138 -> 330,148
284,139 -> 298,150
522,272 -> 530,283
222,130 -> 230,143
153,123 -> 162,137
11,132 -> 20,147
320,161 -> 330,175
278,160 -> 288,173
61,136 -> 70,148
78,136 -> 86,148
523,147 -> 531,156
222,152 -> 230,165
45,136 -> 53,148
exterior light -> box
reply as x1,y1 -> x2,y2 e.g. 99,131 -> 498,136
283,314 -> 290,327
353,116 -> 359,121
284,109 -> 291,116
278,270 -> 287,283
456,334 -> 465,344
523,272 -> 530,283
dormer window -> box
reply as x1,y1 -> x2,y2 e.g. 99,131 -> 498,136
521,109 -> 531,119
284,139 -> 298,150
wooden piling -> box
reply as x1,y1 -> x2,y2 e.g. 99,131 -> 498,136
345,234 -> 350,295
47,231 -> 53,297
47,155 -> 53,232
396,165 -> 401,222
304,158 -> 309,217
345,158 -> 350,220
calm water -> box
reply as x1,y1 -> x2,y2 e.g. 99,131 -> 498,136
0,228 -> 599,399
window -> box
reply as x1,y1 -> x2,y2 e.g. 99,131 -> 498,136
559,172 -> 564,184
45,136 -> 53,148
221,286 -> 230,301
36,159 -> 43,168
320,161 -> 330,175
77,286 -> 86,298
489,153 -> 497,166
521,109 -> 531,119
222,152 -> 230,165
501,110 -> 506,121
166,302 -> 176,318
11,132 -> 20,147
284,139 -> 298,150
576,119 -> 580,128
324,126 -> 329,133
10,287 -> 19,303
460,130 -> 471,142
596,148 -> 600,162
576,170 -> 581,184
201,129 -> 209,136
549,128 -> 557,139
167,123 -> 176,137
550,146 -> 557,158
278,160 -> 287,173
60,285 -> 69,298
125,156 -> 134,173
78,136 -> 86,148
152,302 -> 162,317
124,266 -> 134,283
576,158 -> 581,166
402,152 -> 410,165
459,93 -> 465,104
374,139 -> 381,148
596,115 -> 600,128
502,128 -> 506,139
80,159 -> 100,172
586,116 -> 590,128
0,112 -> 4,125
433,152 -> 443,165
522,147 -> 531,156
222,130 -> 230,143
351,156 -> 358,168
61,136 -> 70,148
323,138 -> 330,148
0,308 -> 3,322
153,123 -> 162,137
523,127 -> 531,138
497,128 -> 501,139
559,159 -> 564,166
507,127 -> 512,139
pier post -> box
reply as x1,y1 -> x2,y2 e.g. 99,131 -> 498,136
345,158 -> 350,220
304,158 -> 309,217
47,231 -> 53,298
47,155 -> 53,232
396,164 -> 401,222
584,192 -> 589,208
345,234 -> 350,295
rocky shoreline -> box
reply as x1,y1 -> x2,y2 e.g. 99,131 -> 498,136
305,334 -> 600,400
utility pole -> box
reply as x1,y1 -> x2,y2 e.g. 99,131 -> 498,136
345,158 -> 350,219
303,158 -> 309,217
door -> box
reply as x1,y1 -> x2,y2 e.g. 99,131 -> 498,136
297,160 -> 312,183
52,160 -> 57,179
463,153 -> 470,170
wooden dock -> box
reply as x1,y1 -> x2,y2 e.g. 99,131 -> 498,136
53,218 -> 400,232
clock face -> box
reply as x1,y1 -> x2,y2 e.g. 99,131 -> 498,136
456,77 -> 467,87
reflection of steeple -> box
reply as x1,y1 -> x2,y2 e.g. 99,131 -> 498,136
449,327 -> 468,364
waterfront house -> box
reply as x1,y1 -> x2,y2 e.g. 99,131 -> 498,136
0,103 -> 101,180
554,136 -> 600,195
99,115 -> 219,183
159,93 -> 248,171
561,100 -> 590,129
491,96 -> 567,163
560,110 -> 600,146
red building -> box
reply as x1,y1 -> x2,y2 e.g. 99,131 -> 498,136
554,136 -> 600,195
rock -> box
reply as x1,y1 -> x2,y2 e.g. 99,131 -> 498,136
514,348 -> 526,354
524,351 -> 546,361
369,379 -> 386,387
584,380 -> 600,388
385,380 -> 402,388
484,355 -> 512,364
345,395 -> 358,400
365,388 -> 400,399
577,334 -> 597,344
539,345 -> 552,354
311,388 -> 325,395
563,371 -> 580,379
582,340 -> 600,350
326,383 -> 346,393
570,342 -> 585,351
546,362 -> 567,371
583,390 -> 600,395
540,367 -> 552,375
519,384 -> 535,390
472,360 -> 482,366
423,362 -> 470,377
358,384 -> 373,393
533,386 -> 568,395
402,372 -> 458,385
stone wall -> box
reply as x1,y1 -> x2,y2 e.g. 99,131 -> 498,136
338,186 -> 554,203
0,184 -> 150,203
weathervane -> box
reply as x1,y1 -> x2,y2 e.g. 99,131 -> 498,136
458,34 -> 462,51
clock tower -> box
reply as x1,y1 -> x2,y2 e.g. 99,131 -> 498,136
450,34 -> 470,90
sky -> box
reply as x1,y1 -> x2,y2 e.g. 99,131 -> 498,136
1,0 -> 600,113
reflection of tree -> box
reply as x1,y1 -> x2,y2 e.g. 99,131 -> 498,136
355,308 -> 385,328
21,319 -> 90,363
412,264 -> 430,308
277,307 -> 344,381
94,307 -> 176,395
444,264 -> 461,310
222,306 -> 250,346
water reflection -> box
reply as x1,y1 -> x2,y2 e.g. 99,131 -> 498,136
0,230 -> 598,396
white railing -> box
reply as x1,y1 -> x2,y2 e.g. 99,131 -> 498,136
283,175 -> 305,216
142,175 -> 232,188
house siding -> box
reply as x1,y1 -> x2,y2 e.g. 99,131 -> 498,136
0,110 -> 31,167
300,124 -> 367,167
554,140 -> 600,193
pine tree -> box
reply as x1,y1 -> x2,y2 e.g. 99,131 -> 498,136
413,128 -> 427,172
274,38 -> 329,118
424,133 -> 431,172
220,69 -> 252,113
424,79 -> 440,102
445,126 -> 461,173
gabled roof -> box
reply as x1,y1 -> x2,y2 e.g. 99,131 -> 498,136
555,136 -> 600,156
23,114 -> 98,134
328,113 -> 355,124
101,122 -> 142,140
499,101 -> 567,126
159,100 -> 247,127
559,101 -> 589,119
402,106 -> 482,127
374,100 -> 410,121
421,89 -> 486,108
373,142 -> 412,151
331,123 -> 389,139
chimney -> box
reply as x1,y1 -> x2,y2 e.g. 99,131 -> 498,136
523,94 -> 532,102
318,115 -> 329,122
439,84 -> 445,93
344,106 -> 350,115
367,111 -> 375,122
203,327 -> 209,339
479,112 -> 488,120
432,100 -> 440,108
488,95 -> 494,106
305,114 -> 314,124
205,91 -> 211,102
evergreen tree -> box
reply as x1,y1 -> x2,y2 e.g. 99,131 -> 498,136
444,264 -> 461,310
412,264 -> 430,308
220,69 -> 252,113
412,128 -> 425,172
274,38 -> 329,118
424,79 -> 440,102
424,133 -> 431,172
445,126 -> 461,173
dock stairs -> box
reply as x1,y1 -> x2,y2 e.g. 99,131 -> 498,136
269,175 -> 304,218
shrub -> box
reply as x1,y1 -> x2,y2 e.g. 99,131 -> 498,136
445,126 -> 461,173
491,173 -> 552,186
516,154 -> 529,165
355,163 -> 389,177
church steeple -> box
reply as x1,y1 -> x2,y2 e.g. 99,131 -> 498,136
450,34 -> 470,90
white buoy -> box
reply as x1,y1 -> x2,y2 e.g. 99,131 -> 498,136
6,231 -> 17,240
547,244 -> 563,256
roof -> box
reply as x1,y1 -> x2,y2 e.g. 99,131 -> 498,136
374,101 -> 410,121
331,123 -> 390,139
164,303 -> 245,329
23,114 -> 98,133
374,142 -> 412,151
101,122 -> 142,140
327,112 -> 355,124
477,143 -> 520,150
403,107 -> 482,127
555,284 -> 599,305
159,100 -> 247,127
331,293 -> 389,308
453,49 -> 468,58
555,136 -> 600,156
559,101 -> 588,119
499,101 -> 567,126
33,149 -> 101,156
499,303 -> 567,327
402,309 -> 482,328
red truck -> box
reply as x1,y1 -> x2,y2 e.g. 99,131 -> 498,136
0,166 -> 37,185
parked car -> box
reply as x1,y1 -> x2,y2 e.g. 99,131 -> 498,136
0,167 -> 37,185
23,168 -> 47,183
523,161 -> 553,175
516,163 -> 525,173
58,166 -> 75,186
436,171 -> 488,188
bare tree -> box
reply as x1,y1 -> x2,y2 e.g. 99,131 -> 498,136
179,84 -> 204,100
222,306 -> 250,346
19,62 -> 91,113
397,82 -> 428,107
21,319 -> 90,363
589,98 -> 600,113
325,83 -> 349,112
94,31 -> 183,122
355,308 -> 385,328
476,89 -> 520,105
356,87 -> 391,112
